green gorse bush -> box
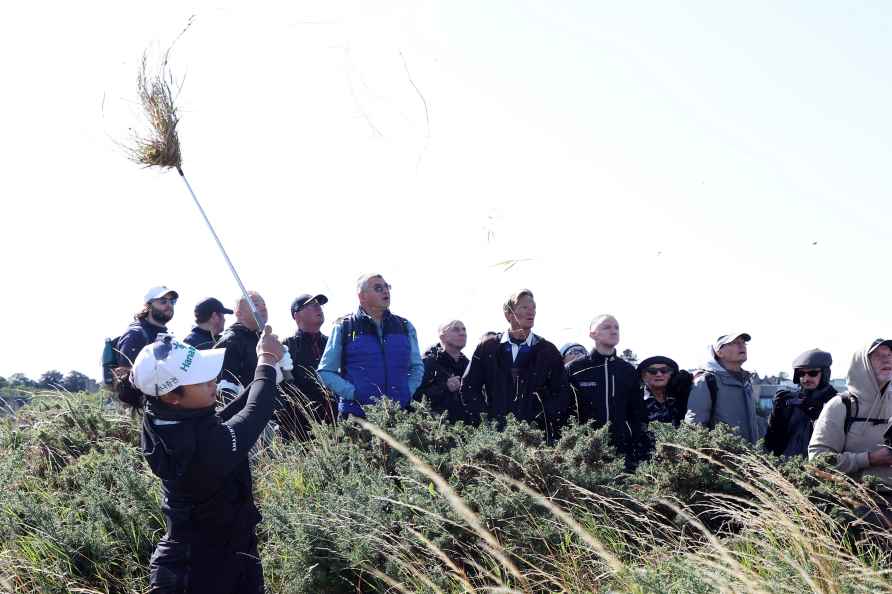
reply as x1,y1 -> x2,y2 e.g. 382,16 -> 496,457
0,391 -> 889,593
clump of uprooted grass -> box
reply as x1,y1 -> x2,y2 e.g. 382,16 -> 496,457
125,50 -> 182,169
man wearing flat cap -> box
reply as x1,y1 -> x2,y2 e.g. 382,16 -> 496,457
115,285 -> 179,369
184,297 -> 234,350
764,348 -> 836,457
278,293 -> 335,439
684,332 -> 764,444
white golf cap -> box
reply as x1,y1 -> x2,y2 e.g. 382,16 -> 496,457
130,334 -> 224,397
144,286 -> 179,304
713,332 -> 751,352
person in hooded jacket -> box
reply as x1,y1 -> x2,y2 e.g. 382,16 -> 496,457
810,340 -> 892,517
414,320 -> 471,423
764,348 -> 836,457
129,327 -> 285,594
567,314 -> 647,471
684,332 -> 764,444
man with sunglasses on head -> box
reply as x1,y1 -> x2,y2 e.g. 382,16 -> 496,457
116,286 -> 179,369
765,349 -> 836,457
318,274 -> 423,419
277,293 -> 335,439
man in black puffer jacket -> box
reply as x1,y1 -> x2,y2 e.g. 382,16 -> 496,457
567,314 -> 648,471
130,328 -> 285,594
414,320 -> 470,423
461,290 -> 568,439
216,292 -> 267,397
765,348 -> 836,458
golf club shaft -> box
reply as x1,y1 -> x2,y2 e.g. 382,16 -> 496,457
176,167 -> 264,332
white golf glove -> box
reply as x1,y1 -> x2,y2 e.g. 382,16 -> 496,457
274,346 -> 294,384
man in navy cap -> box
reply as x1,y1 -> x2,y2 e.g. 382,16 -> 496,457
278,293 -> 334,439
184,297 -> 234,350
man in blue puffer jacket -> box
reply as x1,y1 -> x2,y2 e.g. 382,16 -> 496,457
318,273 -> 424,419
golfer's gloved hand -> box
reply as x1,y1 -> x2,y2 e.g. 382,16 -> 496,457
256,326 -> 285,372
274,349 -> 293,385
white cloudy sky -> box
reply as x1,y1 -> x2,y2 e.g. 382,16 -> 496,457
1,1 -> 890,380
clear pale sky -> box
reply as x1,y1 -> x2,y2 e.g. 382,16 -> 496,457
1,1 -> 890,381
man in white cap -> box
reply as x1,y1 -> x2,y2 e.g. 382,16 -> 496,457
684,332 -> 764,444
129,327 -> 284,593
115,286 -> 179,369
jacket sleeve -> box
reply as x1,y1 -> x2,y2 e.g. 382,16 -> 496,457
317,323 -> 356,401
460,343 -> 487,421
218,337 -> 245,388
406,322 -> 425,396
116,329 -> 147,367
415,356 -> 449,403
684,378 -> 711,427
543,349 -> 570,430
201,364 -> 278,478
808,396 -> 871,473
763,390 -> 791,455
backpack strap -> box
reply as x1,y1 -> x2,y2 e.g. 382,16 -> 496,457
339,315 -> 355,374
704,373 -> 719,429
841,395 -> 855,436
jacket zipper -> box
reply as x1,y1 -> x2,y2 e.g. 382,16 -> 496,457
604,357 -> 611,421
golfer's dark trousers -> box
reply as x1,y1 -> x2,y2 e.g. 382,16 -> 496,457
148,534 -> 264,594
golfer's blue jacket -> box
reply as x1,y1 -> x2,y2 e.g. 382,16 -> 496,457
318,308 -> 423,417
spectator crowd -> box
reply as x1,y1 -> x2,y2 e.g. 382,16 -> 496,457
107,275 -> 892,594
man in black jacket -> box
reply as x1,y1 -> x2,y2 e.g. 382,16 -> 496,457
130,327 -> 285,594
414,320 -> 470,423
217,291 -> 267,397
461,289 -> 567,438
183,297 -> 233,350
765,348 -> 836,457
567,314 -> 648,471
278,293 -> 334,439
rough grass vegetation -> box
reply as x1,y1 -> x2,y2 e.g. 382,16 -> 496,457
0,390 -> 890,593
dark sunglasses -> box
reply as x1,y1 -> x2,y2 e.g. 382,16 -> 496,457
372,283 -> 392,293
799,369 -> 822,378
645,366 -> 672,375
153,297 -> 178,306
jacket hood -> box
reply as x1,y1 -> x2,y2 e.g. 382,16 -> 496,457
846,342 -> 887,401
424,343 -> 444,358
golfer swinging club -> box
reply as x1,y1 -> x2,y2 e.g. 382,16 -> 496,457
130,327 -> 284,593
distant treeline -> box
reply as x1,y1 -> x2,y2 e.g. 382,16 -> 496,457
0,370 -> 99,394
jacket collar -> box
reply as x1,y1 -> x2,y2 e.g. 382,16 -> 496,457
500,331 -> 538,348
356,306 -> 391,324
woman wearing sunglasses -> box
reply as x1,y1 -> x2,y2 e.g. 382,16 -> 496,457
636,356 -> 693,427
765,348 -> 836,457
